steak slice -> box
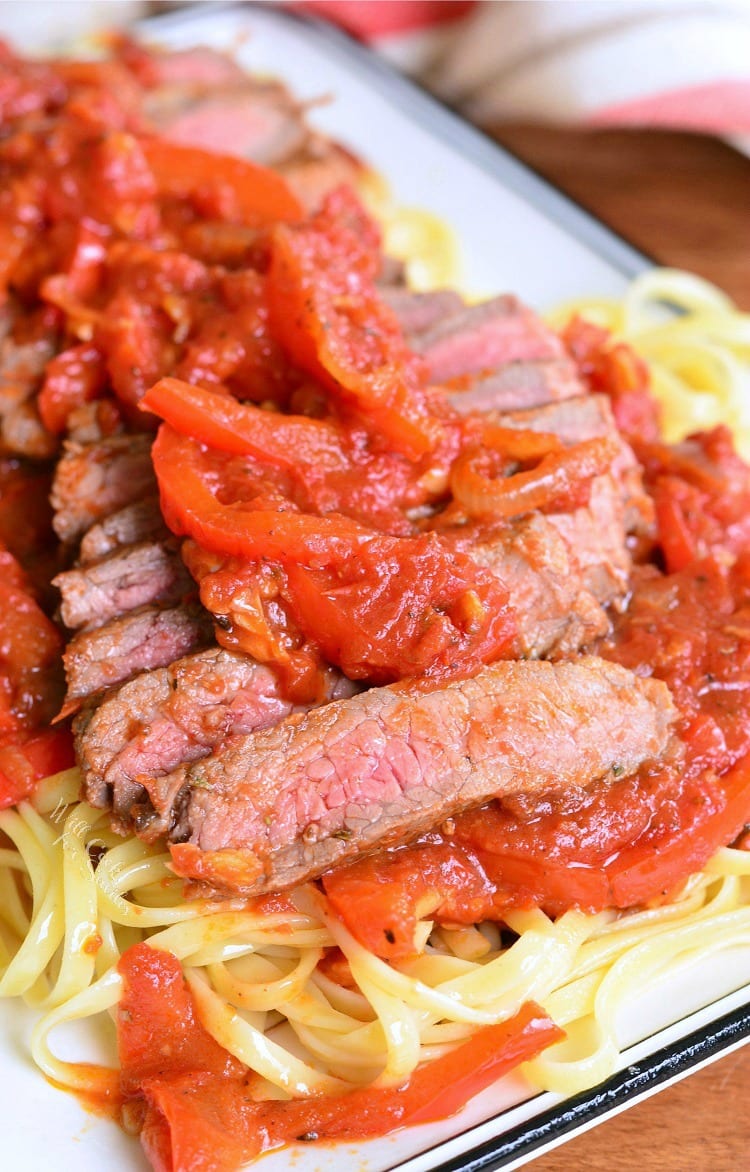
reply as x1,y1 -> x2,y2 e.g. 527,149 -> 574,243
78,497 -> 168,563
161,656 -> 677,895
154,85 -> 309,168
461,395 -> 645,657
143,46 -> 306,168
497,395 -> 653,534
412,295 -> 567,383
51,434 -> 156,543
54,540 -> 192,631
475,480 -> 629,659
381,288 -> 465,337
141,46 -> 247,89
144,51 -> 361,206
278,142 -> 363,213
448,359 -> 582,416
77,647 -> 359,823
62,603 -> 212,709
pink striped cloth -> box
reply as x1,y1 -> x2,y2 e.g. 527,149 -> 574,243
291,0 -> 750,152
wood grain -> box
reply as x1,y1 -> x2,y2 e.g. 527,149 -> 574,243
483,122 -> 750,1171
490,125 -> 750,310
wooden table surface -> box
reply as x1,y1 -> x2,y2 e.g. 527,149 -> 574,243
486,123 -> 750,1171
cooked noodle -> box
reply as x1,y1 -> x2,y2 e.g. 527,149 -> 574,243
0,765 -> 748,1113
548,268 -> 750,458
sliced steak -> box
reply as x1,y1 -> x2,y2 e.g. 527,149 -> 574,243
497,395 -> 653,534
65,399 -> 125,445
154,85 -> 309,168
78,496 -> 168,563
475,480 -> 629,659
51,434 -> 156,543
161,656 -> 677,895
54,540 -> 192,631
381,288 -> 464,337
78,646 -> 359,823
0,317 -> 57,415
278,141 -> 362,212
1,399 -> 57,459
146,51 -> 331,174
412,295 -> 567,383
62,603 -> 211,709
377,255 -> 407,287
460,395 -> 645,656
142,46 -> 246,89
448,359 -> 582,416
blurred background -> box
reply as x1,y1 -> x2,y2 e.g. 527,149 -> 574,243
0,0 -> 748,303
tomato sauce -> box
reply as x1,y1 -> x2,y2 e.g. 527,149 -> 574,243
0,43 -> 305,763
325,353 -> 750,959
116,944 -> 561,1172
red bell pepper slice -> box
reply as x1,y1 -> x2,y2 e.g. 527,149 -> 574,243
267,188 -> 440,459
142,139 -> 302,226
118,942 -> 563,1172
151,424 -> 372,566
141,377 -> 345,472
38,343 -> 108,434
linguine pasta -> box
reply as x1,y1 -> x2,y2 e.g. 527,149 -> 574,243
0,760 -> 748,1119
549,268 -> 750,459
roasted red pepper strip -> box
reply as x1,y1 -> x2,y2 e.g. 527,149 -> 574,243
141,377 -> 346,471
141,139 -> 303,226
118,943 -> 563,1172
151,424 -> 372,566
267,187 -> 440,459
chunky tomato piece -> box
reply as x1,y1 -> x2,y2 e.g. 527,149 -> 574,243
640,427 -> 750,568
0,458 -> 55,570
0,726 -> 74,809
324,840 -> 496,960
38,343 -> 108,434
0,548 -> 64,735
563,315 -> 660,441
153,424 -> 515,686
284,536 -> 515,683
